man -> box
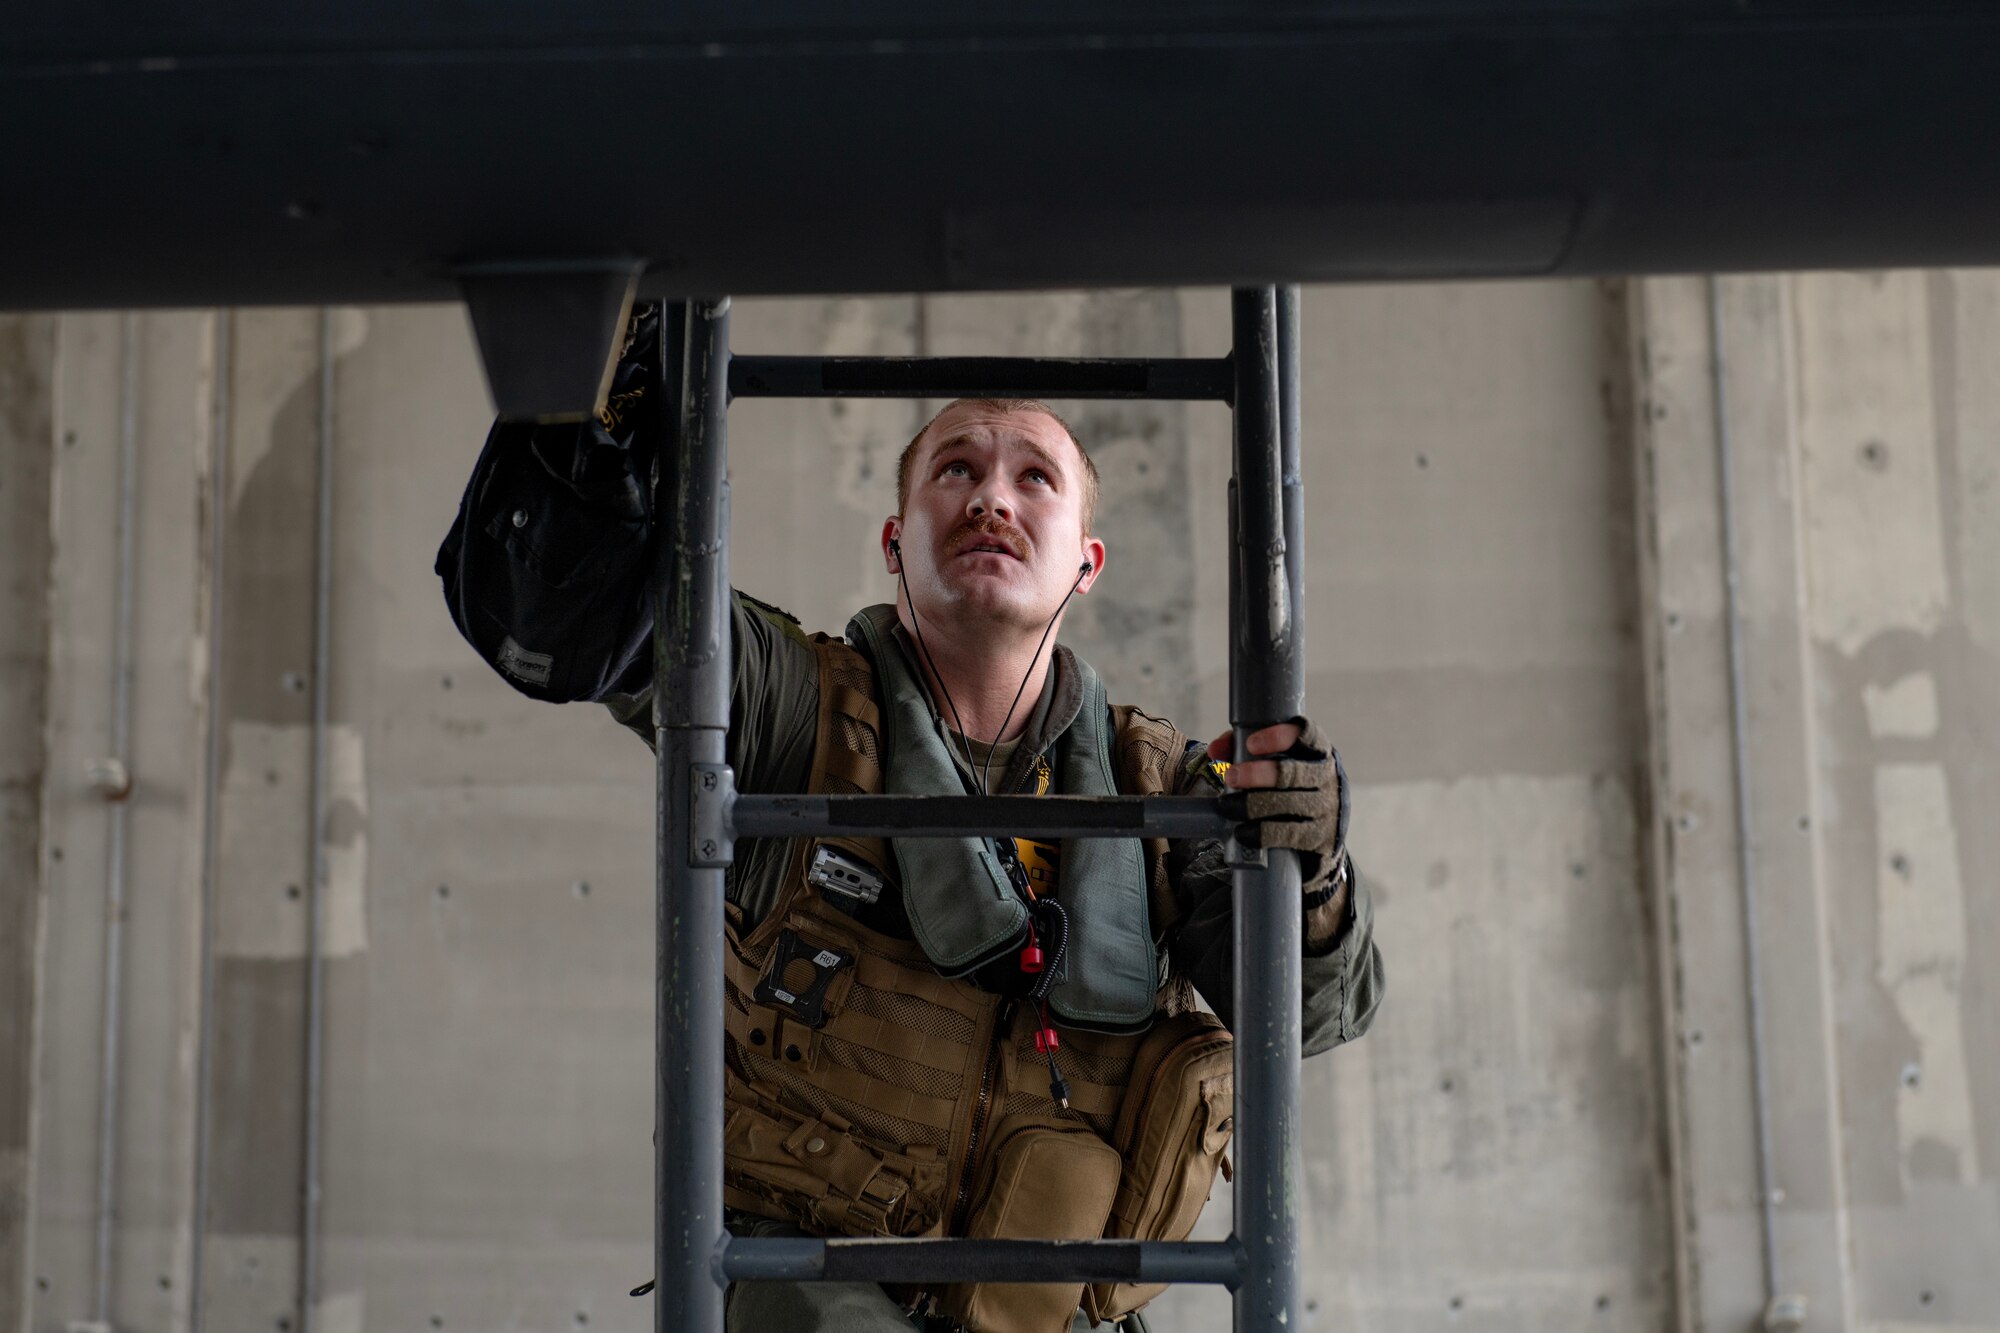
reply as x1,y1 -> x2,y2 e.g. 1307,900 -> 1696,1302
437,306 -> 1382,1333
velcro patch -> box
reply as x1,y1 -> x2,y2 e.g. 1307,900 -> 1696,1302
1182,742 -> 1230,790
497,635 -> 555,687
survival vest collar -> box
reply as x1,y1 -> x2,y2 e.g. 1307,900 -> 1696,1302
845,603 -> 1157,1032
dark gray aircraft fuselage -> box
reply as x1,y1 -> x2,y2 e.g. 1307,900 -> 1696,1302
6,1 -> 1999,310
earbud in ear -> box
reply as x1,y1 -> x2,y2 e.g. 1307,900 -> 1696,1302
1080,560 -> 1094,574
889,537 -> 902,557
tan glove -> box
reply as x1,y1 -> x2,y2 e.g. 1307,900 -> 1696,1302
1207,717 -> 1348,882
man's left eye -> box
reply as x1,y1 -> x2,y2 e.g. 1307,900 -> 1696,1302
1025,470 -> 1049,485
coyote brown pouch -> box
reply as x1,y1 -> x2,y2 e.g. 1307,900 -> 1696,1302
1085,1011 -> 1235,1324
935,1126 -> 1123,1333
722,1083 -> 948,1238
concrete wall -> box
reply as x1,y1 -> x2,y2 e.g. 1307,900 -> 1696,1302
1631,275 -> 2000,1333
1,315 -> 56,1333
2,278 -> 1994,1333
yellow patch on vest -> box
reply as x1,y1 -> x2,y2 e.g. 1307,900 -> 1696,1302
1012,753 -> 1059,897
1015,837 -> 1061,897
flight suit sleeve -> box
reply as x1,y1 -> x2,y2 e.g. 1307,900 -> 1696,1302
1163,750 -> 1384,1058
593,596 -> 819,932
597,592 -> 821,793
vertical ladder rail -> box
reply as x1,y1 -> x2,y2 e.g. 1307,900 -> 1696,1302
654,298 -> 731,1332
1229,285 -> 1306,1333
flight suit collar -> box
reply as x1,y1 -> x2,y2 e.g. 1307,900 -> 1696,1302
880,617 -> 1082,795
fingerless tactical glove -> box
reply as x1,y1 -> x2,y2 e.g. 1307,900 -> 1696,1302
1220,716 -> 1348,888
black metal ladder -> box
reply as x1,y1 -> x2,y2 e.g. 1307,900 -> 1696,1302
652,287 -> 1307,1331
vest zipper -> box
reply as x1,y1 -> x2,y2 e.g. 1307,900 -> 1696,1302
950,997 -> 1015,1234
948,750 -> 1043,1235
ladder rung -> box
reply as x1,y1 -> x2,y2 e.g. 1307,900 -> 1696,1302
730,794 -> 1230,841
728,355 -> 1235,402
720,1236 -> 1243,1287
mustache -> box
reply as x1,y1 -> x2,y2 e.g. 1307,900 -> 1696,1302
948,514 -> 1032,560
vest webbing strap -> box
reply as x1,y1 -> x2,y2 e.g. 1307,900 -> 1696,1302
722,1001 -> 963,1131
817,745 -> 880,793
724,930 -> 976,1068
823,681 -> 881,730
845,947 -> 986,1016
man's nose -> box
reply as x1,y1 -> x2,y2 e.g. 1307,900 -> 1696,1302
968,488 -> 1014,523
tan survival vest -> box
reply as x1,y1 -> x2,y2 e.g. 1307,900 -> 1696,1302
721,635 -> 1235,1333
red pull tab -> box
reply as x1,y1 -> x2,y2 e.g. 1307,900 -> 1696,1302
1035,1026 -> 1060,1053
1019,943 -> 1044,974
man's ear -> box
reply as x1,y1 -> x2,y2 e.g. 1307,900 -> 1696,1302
1078,536 -> 1107,592
881,517 -> 904,573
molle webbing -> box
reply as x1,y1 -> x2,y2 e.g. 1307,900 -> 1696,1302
808,633 -> 893,883
721,895 -> 1143,1238
725,915 -> 975,1152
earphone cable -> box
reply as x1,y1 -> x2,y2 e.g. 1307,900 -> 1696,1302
980,562 -> 1091,795
895,555 -> 983,782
